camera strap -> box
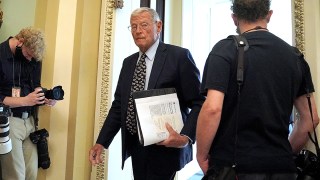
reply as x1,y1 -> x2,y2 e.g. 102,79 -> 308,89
28,63 -> 40,130
231,35 -> 249,168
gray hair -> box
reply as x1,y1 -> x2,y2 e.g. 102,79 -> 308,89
131,7 -> 161,22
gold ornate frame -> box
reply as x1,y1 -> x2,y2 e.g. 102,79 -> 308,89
292,0 -> 305,127
294,0 -> 305,54
92,0 -> 306,179
93,0 -> 115,179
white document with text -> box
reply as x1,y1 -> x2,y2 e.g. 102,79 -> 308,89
133,89 -> 183,146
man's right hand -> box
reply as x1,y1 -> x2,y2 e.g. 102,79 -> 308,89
89,144 -> 104,165
24,87 -> 45,106
3,88 -> 45,108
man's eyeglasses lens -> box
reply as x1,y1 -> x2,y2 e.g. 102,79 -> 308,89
128,22 -> 150,32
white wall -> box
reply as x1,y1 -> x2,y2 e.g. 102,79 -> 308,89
181,0 -> 292,80
107,1 -> 139,179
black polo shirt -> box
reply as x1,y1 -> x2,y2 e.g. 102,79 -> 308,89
0,37 -> 41,114
201,31 -> 314,173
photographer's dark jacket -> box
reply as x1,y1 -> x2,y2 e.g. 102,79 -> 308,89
0,37 -> 41,114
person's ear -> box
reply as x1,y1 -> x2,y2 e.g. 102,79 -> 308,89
156,20 -> 162,34
231,14 -> 238,26
266,10 -> 273,23
17,38 -> 24,47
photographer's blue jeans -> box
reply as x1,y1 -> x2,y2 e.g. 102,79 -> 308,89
0,116 -> 37,180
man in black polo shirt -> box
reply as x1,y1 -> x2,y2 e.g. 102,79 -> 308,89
0,27 -> 56,180
196,0 -> 319,180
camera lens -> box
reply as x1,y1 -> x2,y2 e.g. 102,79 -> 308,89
52,86 -> 64,100
0,105 -> 12,154
43,86 -> 64,100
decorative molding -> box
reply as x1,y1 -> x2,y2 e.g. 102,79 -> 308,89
94,0 -> 115,179
114,0 -> 124,9
292,0 -> 305,125
294,0 -> 305,54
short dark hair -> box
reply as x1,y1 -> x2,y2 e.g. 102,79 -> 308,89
231,0 -> 271,22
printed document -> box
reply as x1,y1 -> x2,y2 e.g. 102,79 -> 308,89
133,88 -> 183,146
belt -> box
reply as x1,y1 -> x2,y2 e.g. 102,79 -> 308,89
11,111 -> 31,119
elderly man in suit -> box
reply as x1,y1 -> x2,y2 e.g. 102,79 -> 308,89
89,7 -> 204,180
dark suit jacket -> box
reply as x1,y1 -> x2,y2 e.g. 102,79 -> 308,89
97,42 -> 204,171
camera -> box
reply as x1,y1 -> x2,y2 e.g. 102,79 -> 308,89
41,85 -> 64,100
29,128 -> 50,169
0,103 -> 12,154
294,149 -> 320,180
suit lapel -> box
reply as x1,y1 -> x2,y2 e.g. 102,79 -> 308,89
147,42 -> 167,89
124,53 -> 139,98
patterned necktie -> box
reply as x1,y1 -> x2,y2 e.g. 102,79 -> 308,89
126,53 -> 147,135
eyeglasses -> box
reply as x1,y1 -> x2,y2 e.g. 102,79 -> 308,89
128,22 -> 155,32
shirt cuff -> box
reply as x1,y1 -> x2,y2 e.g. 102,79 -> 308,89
181,134 -> 193,145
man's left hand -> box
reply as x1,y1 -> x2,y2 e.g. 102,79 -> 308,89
45,98 -> 57,106
156,123 -> 189,148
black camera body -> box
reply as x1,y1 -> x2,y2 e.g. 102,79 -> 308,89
29,128 -> 50,169
295,149 -> 320,180
41,85 -> 64,100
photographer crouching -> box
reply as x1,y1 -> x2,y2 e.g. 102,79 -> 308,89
0,27 -> 59,180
